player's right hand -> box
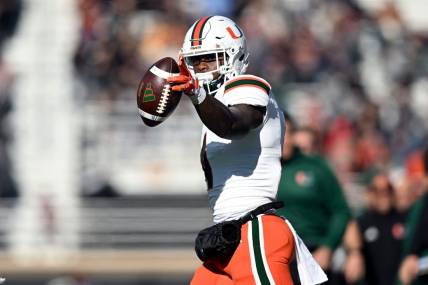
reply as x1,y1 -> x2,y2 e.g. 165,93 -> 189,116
168,75 -> 197,93
168,55 -> 199,96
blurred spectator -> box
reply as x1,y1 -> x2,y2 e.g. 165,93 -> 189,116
322,115 -> 356,178
293,126 -> 321,155
393,174 -> 418,214
277,113 -> 351,284
0,55 -> 18,198
404,148 -> 427,199
399,146 -> 428,285
344,172 -> 408,285
0,0 -> 22,50
353,101 -> 390,173
0,0 -> 20,198
74,0 -> 148,101
342,219 -> 365,284
73,0 -> 189,102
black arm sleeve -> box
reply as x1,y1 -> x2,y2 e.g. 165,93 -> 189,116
194,94 -> 266,139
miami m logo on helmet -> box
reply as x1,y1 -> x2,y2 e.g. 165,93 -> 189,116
226,25 -> 243,39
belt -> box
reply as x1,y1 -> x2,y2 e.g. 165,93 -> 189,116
239,201 -> 284,225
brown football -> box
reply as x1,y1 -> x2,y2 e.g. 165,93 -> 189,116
137,57 -> 182,127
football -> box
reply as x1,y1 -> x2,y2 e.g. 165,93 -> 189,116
137,57 -> 182,127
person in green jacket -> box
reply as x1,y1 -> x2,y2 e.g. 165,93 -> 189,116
277,113 -> 351,284
399,146 -> 428,285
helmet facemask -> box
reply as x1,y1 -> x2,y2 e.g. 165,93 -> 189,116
183,46 -> 249,95
183,50 -> 226,95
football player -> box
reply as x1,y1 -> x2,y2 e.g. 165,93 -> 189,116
168,16 -> 326,285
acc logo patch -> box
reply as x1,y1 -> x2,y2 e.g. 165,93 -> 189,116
295,171 -> 314,187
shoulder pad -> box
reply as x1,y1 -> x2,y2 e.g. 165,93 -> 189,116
224,75 -> 271,94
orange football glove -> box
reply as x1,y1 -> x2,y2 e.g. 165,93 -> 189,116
177,54 -> 191,77
168,55 -> 199,95
168,75 -> 199,93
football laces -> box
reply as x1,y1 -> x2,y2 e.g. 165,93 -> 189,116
157,84 -> 170,114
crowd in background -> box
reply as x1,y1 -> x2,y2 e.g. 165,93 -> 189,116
74,0 -> 428,207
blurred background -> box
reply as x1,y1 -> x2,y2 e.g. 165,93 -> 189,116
0,0 -> 427,284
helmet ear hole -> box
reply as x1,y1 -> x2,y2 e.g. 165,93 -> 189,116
239,54 -> 245,61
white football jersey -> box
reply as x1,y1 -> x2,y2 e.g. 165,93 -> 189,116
200,74 -> 285,223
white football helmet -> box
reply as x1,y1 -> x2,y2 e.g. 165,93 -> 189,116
181,15 -> 249,94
